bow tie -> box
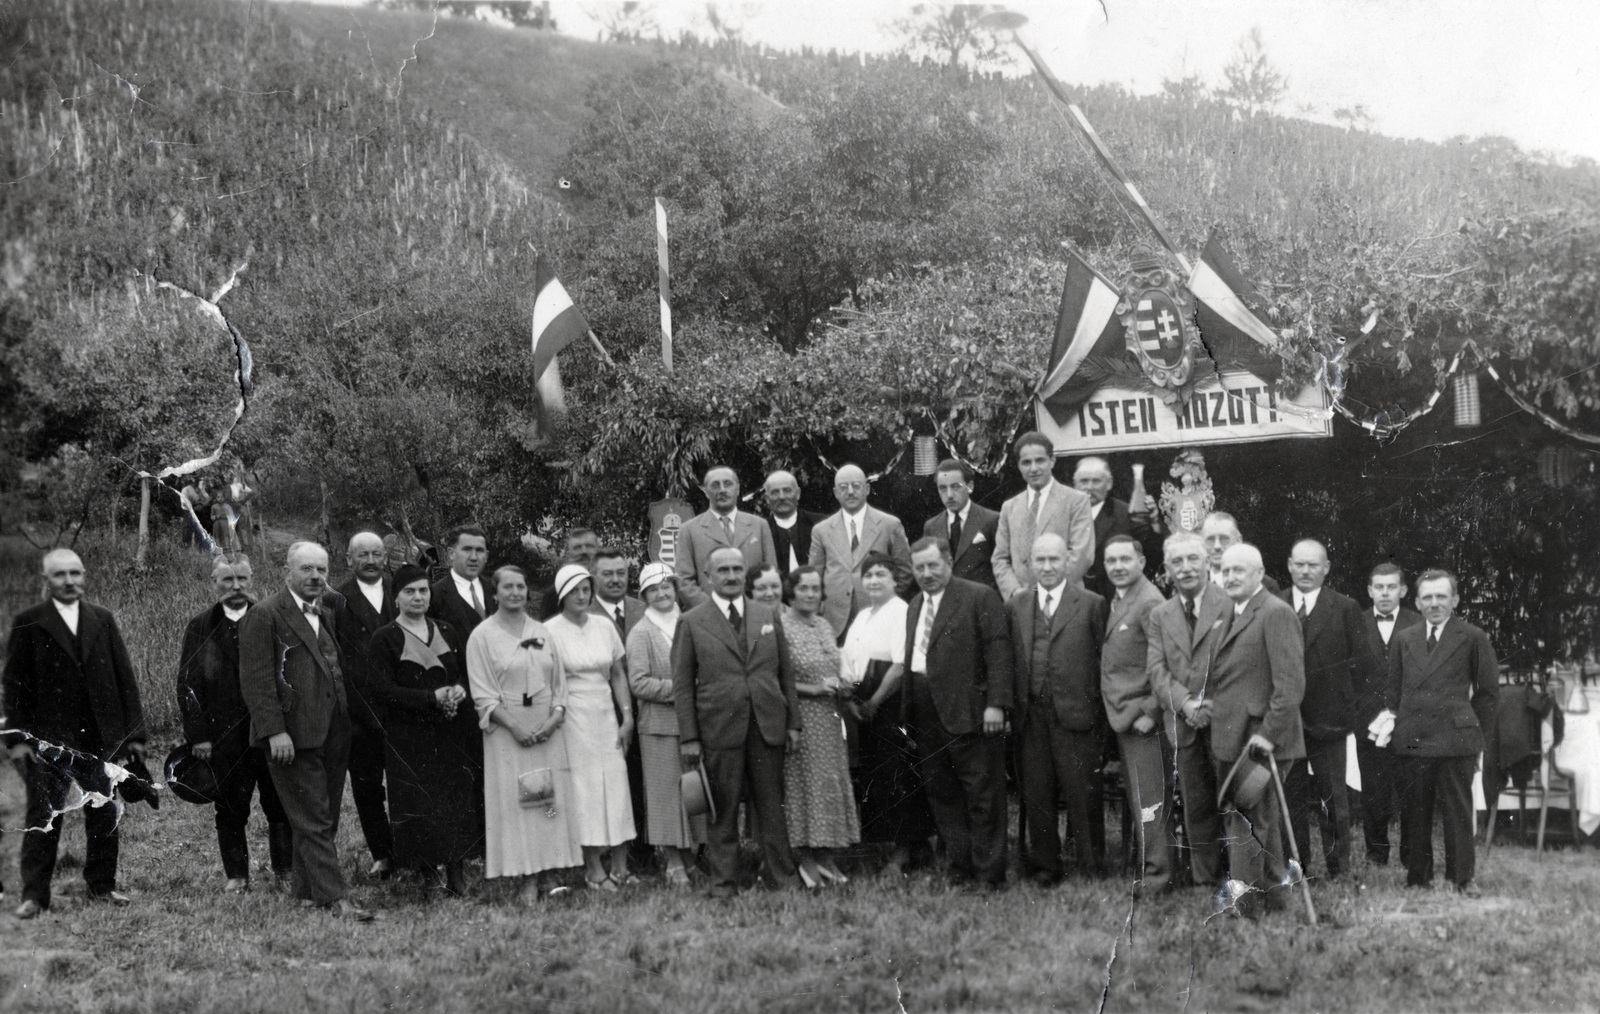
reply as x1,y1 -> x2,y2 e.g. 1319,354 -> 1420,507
1376,612 -> 1395,622
301,602 -> 319,617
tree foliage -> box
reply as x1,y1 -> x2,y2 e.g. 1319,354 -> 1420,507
1219,27 -> 1288,117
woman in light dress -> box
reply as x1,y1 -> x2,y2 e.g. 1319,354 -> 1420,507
544,564 -> 637,891
466,565 -> 578,902
624,563 -> 705,886
780,566 -> 859,887
841,551 -> 935,877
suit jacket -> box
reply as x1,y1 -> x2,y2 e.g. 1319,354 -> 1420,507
922,504 -> 1001,590
1100,576 -> 1167,734
1385,616 -> 1498,758
1207,588 -> 1306,763
238,588 -> 349,749
673,597 -> 799,750
3,599 -> 146,758
591,596 -> 646,642
333,574 -> 397,729
1007,582 -> 1107,731
429,572 -> 496,640
674,509 -> 776,607
176,603 -> 253,749
810,505 -> 914,636
1354,605 -> 1423,726
993,479 -> 1095,598
767,509 -> 826,577
1277,586 -> 1376,742
901,578 -> 1013,735
1145,582 -> 1231,748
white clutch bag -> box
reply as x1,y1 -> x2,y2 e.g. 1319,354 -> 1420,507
517,768 -> 555,808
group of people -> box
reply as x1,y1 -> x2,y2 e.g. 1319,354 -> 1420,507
0,429 -> 1500,920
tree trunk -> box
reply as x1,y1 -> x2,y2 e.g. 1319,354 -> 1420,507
135,475 -> 151,569
319,478 -> 332,549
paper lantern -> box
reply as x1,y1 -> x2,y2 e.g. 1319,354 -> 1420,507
912,436 -> 939,476
1453,372 -> 1480,427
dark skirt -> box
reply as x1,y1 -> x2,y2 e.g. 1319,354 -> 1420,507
851,660 -> 936,849
385,707 -> 484,868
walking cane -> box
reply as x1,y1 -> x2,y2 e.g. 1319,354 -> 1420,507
1265,752 -> 1318,926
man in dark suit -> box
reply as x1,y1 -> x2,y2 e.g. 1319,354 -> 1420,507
674,546 -> 801,897
903,536 -> 1013,889
333,531 -> 396,879
1099,535 -> 1174,893
1146,530 -> 1230,888
430,525 -> 495,637
1209,544 -> 1305,916
3,549 -> 147,918
1371,569 -> 1496,896
922,458 -> 1000,590
177,554 -> 292,893
676,466 -> 778,608
763,470 -> 825,578
1353,563 -> 1422,865
1073,456 -> 1152,600
239,541 -> 373,921
1008,533 -> 1107,884
1277,538 -> 1376,879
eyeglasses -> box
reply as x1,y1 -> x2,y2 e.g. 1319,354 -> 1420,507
835,482 -> 867,492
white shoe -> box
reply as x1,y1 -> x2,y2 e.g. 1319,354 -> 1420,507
224,878 -> 250,894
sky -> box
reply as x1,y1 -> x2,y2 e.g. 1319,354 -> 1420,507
538,0 -> 1600,162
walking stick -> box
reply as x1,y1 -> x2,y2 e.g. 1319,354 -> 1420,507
1266,752 -> 1318,926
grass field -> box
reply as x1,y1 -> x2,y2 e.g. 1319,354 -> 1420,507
3,534 -> 1600,1012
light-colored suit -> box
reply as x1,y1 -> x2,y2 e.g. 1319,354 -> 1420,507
1099,575 -> 1173,891
992,479 -> 1094,598
809,506 -> 913,636
674,509 -> 777,607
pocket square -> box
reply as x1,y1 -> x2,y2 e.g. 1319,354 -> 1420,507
1117,623 -> 1129,631
760,623 -> 775,635
971,532 -> 987,544
1210,619 -> 1224,629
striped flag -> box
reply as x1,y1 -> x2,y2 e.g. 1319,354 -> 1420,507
1037,251 -> 1125,424
656,198 -> 672,372
1188,230 -> 1283,382
531,253 -> 589,427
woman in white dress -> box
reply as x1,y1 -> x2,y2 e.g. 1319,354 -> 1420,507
544,564 -> 637,891
466,565 -> 578,902
841,551 -> 936,876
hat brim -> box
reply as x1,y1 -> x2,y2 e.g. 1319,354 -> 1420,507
680,763 -> 718,824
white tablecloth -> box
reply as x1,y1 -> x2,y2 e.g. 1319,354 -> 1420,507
1554,685 -> 1600,835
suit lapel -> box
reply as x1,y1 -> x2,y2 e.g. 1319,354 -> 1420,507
282,594 -> 332,674
856,509 -> 880,565
952,511 -> 976,561
705,600 -> 746,659
1017,591 -> 1036,648
1049,587 -> 1081,640
1219,592 -> 1260,650
1191,585 -> 1228,653
929,582 -> 958,646
38,602 -> 81,662
1423,619 -> 1467,675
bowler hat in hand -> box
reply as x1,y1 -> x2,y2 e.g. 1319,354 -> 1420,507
164,744 -> 219,805
680,762 -> 717,824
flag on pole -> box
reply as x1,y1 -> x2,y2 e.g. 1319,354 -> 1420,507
1037,251 -> 1126,424
531,253 -> 588,427
655,198 -> 672,372
1188,230 -> 1283,382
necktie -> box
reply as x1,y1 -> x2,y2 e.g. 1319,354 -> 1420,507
917,600 -> 934,660
1030,489 -> 1041,522
1297,598 -> 1308,622
849,518 -> 859,553
1043,589 -> 1056,618
948,511 -> 963,553
1184,596 -> 1196,632
1427,626 -> 1438,653
727,601 -> 742,634
612,606 -> 626,640
470,581 -> 486,619
720,514 -> 735,543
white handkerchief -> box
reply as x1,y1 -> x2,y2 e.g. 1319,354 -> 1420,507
1117,623 -> 1129,632
760,623 -> 774,635
971,532 -> 987,544
1210,619 -> 1224,629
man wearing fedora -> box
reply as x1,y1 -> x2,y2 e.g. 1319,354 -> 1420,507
3,548 -> 148,918
1209,543 -> 1305,917
176,554 -> 292,893
239,541 -> 373,921
674,546 -> 801,897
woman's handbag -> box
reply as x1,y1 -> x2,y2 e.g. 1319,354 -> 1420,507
517,768 -> 555,808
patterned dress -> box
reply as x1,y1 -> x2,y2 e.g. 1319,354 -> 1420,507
781,606 -> 861,848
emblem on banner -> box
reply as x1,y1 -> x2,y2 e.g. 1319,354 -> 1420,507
1118,249 -> 1203,393
648,497 -> 693,565
1158,448 -> 1215,533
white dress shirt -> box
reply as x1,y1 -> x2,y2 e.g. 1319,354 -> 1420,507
1427,619 -> 1448,642
52,598 -> 80,636
1293,587 -> 1322,616
773,512 -> 801,572
451,570 -> 484,611
911,589 -> 944,674
1090,499 -> 1105,520
843,506 -> 867,547
289,591 -> 321,636
711,591 -> 746,625
357,578 -> 385,615
1036,583 -> 1061,618
223,603 -> 248,624
1374,608 -> 1399,644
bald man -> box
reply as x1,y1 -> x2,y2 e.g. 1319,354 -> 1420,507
332,531 -> 396,878
810,464 -> 913,636
676,465 -> 778,608
4,549 -> 147,917
239,542 -> 373,921
1209,543 -> 1305,917
762,470 -> 825,578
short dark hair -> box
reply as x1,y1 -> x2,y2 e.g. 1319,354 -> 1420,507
1416,568 -> 1458,596
564,527 -> 597,547
858,550 -> 904,580
933,458 -> 974,484
1103,533 -> 1143,556
1369,562 -> 1404,582
1013,431 -> 1054,459
593,546 -> 628,566
745,563 -> 782,597
783,565 -> 825,604
910,535 -> 952,562
443,524 -> 487,549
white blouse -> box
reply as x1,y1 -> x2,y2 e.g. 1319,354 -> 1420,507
841,596 -> 908,684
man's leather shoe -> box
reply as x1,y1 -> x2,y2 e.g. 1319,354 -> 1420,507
224,878 -> 250,895
369,859 -> 393,880
13,900 -> 42,919
334,899 -> 375,922
88,890 -> 131,907
1456,881 -> 1482,899
707,883 -> 736,900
